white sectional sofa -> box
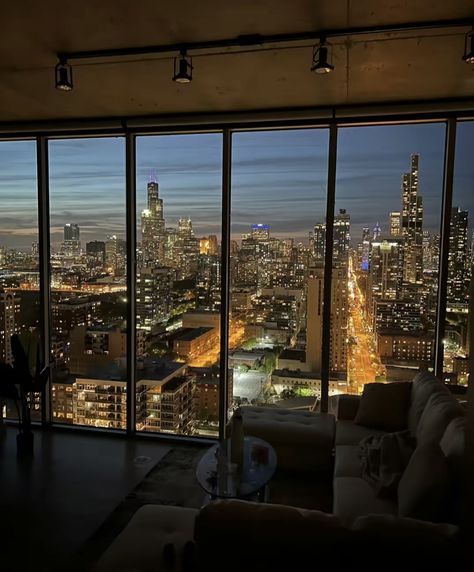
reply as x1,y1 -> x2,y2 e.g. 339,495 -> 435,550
95,370 -> 466,571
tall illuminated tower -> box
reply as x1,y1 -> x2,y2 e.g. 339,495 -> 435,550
141,174 -> 166,264
63,223 -> 80,256
401,154 -> 423,283
447,207 -> 469,304
334,209 -> 351,264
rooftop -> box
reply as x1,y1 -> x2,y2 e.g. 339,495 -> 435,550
176,327 -> 213,341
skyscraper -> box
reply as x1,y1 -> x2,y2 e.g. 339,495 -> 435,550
141,177 -> 166,264
333,209 -> 351,264
63,223 -> 80,256
311,210 -> 350,264
401,154 -> 423,283
105,235 -> 126,276
306,264 -> 347,375
368,238 -> 404,316
360,226 -> 371,271
251,223 -> 270,241
136,266 -> 174,330
390,211 -> 401,236
447,206 -> 469,304
173,217 -> 200,279
313,222 -> 326,261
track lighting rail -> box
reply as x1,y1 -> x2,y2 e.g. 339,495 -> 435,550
58,18 -> 473,62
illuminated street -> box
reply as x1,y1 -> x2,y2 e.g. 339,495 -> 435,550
187,318 -> 247,367
348,257 -> 385,393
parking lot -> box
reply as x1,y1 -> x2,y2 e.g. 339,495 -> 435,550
232,370 -> 267,403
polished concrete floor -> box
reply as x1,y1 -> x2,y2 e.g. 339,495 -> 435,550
0,426 -> 172,571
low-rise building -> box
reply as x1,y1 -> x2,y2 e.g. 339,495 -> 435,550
377,330 -> 434,366
271,369 -> 346,397
173,327 -> 216,360
192,367 -> 234,423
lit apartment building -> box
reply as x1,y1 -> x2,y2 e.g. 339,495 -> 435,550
173,327 -> 217,360
377,331 -> 434,366
192,366 -> 233,424
52,377 -> 74,423
52,295 -> 99,335
73,377 -> 129,429
142,374 -> 195,435
136,264 -> 174,331
0,290 -> 20,364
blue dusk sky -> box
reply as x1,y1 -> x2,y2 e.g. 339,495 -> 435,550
0,122 -> 472,249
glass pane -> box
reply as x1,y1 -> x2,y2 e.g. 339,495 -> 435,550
0,141 -> 40,420
230,129 -> 330,409
136,133 -> 222,436
336,123 -> 445,393
49,138 -> 126,429
443,121 -> 473,387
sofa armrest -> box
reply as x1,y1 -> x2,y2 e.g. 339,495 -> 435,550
337,395 -> 361,421
352,514 -> 463,566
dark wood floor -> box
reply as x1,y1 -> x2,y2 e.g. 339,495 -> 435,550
0,425 -> 172,571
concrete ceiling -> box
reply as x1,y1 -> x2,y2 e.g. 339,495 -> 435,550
1,0 -> 474,123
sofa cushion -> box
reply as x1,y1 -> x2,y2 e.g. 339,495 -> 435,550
95,504 -> 198,572
398,443 -> 449,522
195,500 -> 350,570
241,407 -> 335,473
408,371 -> 449,436
354,382 -> 412,432
416,391 -> 464,446
334,445 -> 363,478
333,476 -> 397,525
335,420 -> 386,446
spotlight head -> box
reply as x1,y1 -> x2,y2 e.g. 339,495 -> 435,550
311,40 -> 334,74
55,60 -> 73,91
173,49 -> 193,83
462,32 -> 474,64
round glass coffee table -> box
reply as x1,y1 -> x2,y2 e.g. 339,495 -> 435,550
196,436 -> 277,501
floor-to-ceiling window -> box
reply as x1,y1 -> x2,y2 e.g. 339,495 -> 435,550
1,113 -> 468,434
49,137 -> 127,428
0,141 -> 40,419
443,121 -> 474,386
135,133 -> 222,436
229,129 -> 329,409
335,123 -> 445,392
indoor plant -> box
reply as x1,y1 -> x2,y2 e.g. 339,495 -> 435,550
0,332 -> 50,456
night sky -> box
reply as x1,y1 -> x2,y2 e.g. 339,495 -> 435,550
0,122 -> 472,249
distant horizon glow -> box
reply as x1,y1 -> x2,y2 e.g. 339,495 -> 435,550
0,123 -> 472,250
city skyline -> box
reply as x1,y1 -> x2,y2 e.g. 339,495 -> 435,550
0,123 -> 473,249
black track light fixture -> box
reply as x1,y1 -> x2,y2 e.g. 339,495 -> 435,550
311,36 -> 334,74
55,59 -> 73,91
172,49 -> 193,83
462,30 -> 474,64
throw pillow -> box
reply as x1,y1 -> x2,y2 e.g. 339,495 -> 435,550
354,382 -> 412,432
398,443 -> 449,522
